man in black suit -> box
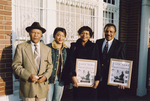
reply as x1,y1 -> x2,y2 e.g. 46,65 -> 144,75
96,23 -> 125,101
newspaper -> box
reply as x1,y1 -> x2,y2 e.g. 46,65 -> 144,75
109,61 -> 131,86
76,59 -> 97,86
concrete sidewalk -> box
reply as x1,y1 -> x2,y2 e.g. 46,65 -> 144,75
118,90 -> 150,101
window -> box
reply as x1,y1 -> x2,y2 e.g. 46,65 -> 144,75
56,0 -> 99,44
104,0 -> 115,5
103,0 -> 120,38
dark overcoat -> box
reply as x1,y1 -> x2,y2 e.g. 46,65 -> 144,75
69,38 -> 101,101
96,38 -> 126,101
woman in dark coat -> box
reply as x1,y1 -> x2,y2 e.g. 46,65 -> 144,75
69,26 -> 101,101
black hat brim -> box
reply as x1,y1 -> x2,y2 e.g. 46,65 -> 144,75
26,27 -> 46,33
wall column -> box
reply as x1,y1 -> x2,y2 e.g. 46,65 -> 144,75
137,0 -> 150,97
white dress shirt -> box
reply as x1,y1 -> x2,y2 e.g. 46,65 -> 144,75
102,38 -> 114,53
31,41 -> 41,56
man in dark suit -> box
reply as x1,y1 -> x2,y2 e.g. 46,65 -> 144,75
96,23 -> 126,101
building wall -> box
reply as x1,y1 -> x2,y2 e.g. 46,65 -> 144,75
119,0 -> 142,95
0,0 -> 13,96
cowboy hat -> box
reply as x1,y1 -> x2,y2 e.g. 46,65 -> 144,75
26,22 -> 46,33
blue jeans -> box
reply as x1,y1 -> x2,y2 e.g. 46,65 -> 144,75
46,76 -> 64,101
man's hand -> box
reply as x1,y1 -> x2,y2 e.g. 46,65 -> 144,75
36,75 -> 47,83
118,85 -> 125,89
29,74 -> 38,82
72,76 -> 79,88
92,80 -> 100,89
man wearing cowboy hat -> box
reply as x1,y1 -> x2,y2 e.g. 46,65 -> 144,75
12,22 -> 53,101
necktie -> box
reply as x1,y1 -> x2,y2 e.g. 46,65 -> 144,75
34,44 -> 40,70
102,41 -> 108,60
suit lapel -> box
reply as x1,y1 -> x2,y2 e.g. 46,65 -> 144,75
24,41 -> 38,73
38,43 -> 44,74
99,39 -> 105,56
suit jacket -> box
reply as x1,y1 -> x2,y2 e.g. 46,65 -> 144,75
96,38 -> 125,85
12,41 -> 53,98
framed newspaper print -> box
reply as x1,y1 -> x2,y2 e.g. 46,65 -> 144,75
76,59 -> 97,87
107,58 -> 133,88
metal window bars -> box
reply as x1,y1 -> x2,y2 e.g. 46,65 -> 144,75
12,0 -> 120,94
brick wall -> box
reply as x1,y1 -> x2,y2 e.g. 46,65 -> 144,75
0,0 -> 13,96
119,0 -> 142,95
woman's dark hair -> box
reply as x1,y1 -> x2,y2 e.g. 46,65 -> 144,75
104,23 -> 116,32
78,26 -> 94,38
53,27 -> 67,38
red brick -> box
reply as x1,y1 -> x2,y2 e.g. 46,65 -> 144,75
119,0 -> 142,95
5,89 -> 13,95
5,47 -> 12,51
0,40 -> 11,44
0,21 -> 11,25
0,91 -> 5,96
0,31 -> 12,35
5,54 -> 12,58
0,35 -> 4,39
5,26 -> 11,30
5,81 -> 13,86
4,5 -> 11,11
6,72 -> 12,77
0,15 -> 3,20
0,86 -> 12,91
0,82 -> 5,86
5,45 -> 12,49
0,64 -> 5,68
3,47 -> 11,51
0,59 -> 12,63
0,55 -> 2,58
0,77 -> 12,82
0,45 -> 5,49
5,16 -> 11,20
0,68 -> 12,72
2,54 -> 6,58
0,78 -> 4,82
0,87 -> 5,91
0,73 -> 6,78
0,25 -> 4,29
5,63 -> 11,67
0,5 -> 3,10
0,10 -> 11,15
0,54 -> 5,59
5,34 -> 11,39
5,86 -> 13,91
0,1 -> 11,6
0,50 -> 11,54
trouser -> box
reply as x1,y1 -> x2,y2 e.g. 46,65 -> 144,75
46,76 -> 64,101
97,83 -> 119,101
73,87 -> 97,101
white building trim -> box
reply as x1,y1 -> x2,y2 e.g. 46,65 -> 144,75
137,0 -> 150,97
